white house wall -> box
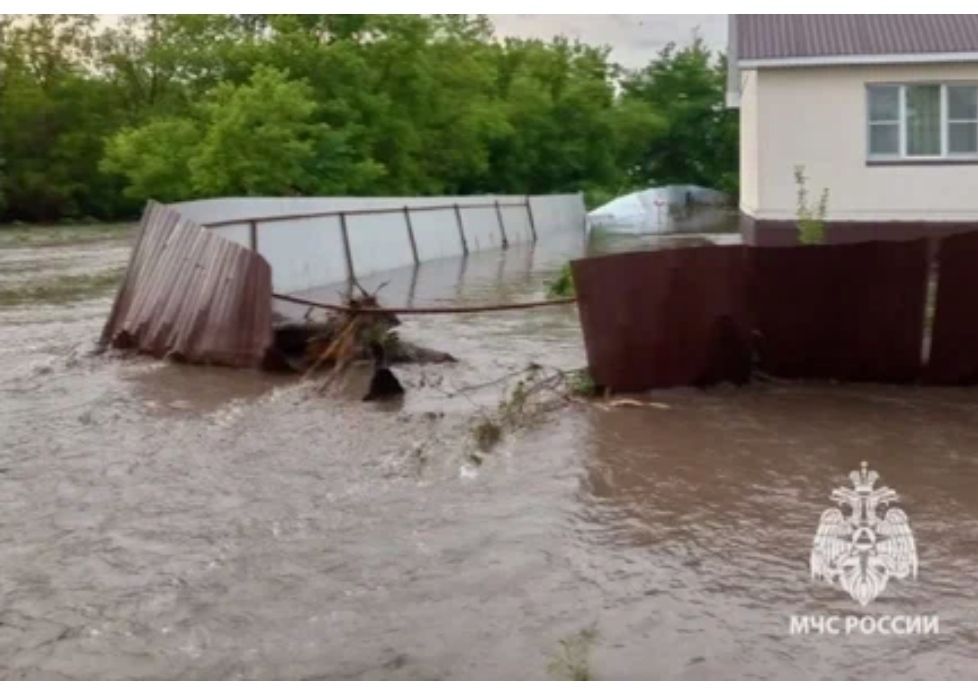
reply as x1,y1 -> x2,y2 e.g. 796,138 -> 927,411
173,194 -> 586,294
746,62 -> 978,221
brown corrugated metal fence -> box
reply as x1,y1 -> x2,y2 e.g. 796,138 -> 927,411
103,202 -> 978,386
572,238 -> 937,392
926,232 -> 978,384
100,201 -> 273,368
572,246 -> 751,390
749,240 -> 928,383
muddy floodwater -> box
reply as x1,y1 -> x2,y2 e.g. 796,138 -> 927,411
2,216 -> 978,679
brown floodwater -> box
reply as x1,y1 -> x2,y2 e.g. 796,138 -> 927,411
2,218 -> 978,679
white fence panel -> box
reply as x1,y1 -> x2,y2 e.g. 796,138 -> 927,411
257,217 -> 348,293
210,223 -> 251,249
459,206 -> 503,252
410,208 -> 465,263
500,205 -> 533,244
529,193 -> 587,236
345,211 -> 415,278
174,193 -> 586,294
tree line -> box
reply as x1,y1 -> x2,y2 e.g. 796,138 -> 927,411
0,14 -> 737,223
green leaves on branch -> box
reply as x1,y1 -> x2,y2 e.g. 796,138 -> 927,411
102,66 -> 385,200
102,118 -> 199,202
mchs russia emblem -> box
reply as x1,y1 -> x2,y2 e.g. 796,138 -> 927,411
810,462 -> 918,606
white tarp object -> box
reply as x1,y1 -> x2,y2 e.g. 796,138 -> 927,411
586,185 -> 730,235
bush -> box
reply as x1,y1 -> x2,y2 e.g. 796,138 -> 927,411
546,262 -> 575,298
794,165 -> 829,245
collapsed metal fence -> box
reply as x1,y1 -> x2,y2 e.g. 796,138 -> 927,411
189,193 -> 587,294
572,232 -> 978,391
100,202 -> 274,368
101,195 -> 585,368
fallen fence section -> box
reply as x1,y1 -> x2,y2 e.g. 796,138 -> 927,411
100,201 -> 273,368
174,193 -> 587,294
572,233 -> 978,392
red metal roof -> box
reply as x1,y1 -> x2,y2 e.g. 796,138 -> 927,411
737,15 -> 978,62
101,201 -> 273,368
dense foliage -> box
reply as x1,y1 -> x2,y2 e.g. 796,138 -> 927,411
0,15 -> 737,222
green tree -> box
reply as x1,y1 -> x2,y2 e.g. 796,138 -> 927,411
486,38 -> 639,197
620,37 -> 738,195
190,66 -> 324,196
101,117 -> 201,202
0,15 -> 738,223
0,15 -> 133,220
103,65 -> 385,200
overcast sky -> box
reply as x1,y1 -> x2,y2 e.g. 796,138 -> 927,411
490,15 -> 727,69
91,14 -> 727,70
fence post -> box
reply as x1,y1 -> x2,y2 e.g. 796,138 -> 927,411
248,220 -> 258,252
580,191 -> 589,235
525,195 -> 538,242
403,206 -> 420,265
494,200 -> 509,249
454,203 -> 469,255
339,212 -> 356,286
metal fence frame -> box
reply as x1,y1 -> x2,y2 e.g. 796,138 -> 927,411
203,198 -> 538,287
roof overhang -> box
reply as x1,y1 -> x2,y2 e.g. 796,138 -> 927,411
740,51 -> 978,69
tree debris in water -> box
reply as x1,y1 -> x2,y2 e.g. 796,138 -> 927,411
455,364 -> 675,457
265,286 -> 455,399
363,342 -> 406,401
465,364 -> 584,453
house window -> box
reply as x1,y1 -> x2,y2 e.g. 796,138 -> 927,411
868,85 -> 900,156
948,85 -> 978,154
867,83 -> 978,160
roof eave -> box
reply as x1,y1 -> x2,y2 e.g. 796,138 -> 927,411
740,51 -> 978,69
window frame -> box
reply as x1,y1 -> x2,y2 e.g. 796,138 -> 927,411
866,84 -> 902,160
866,81 -> 978,162
946,84 -> 978,156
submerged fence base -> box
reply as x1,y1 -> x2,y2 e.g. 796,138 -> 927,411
572,232 -> 978,392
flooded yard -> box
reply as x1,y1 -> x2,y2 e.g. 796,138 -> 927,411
2,220 -> 978,679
